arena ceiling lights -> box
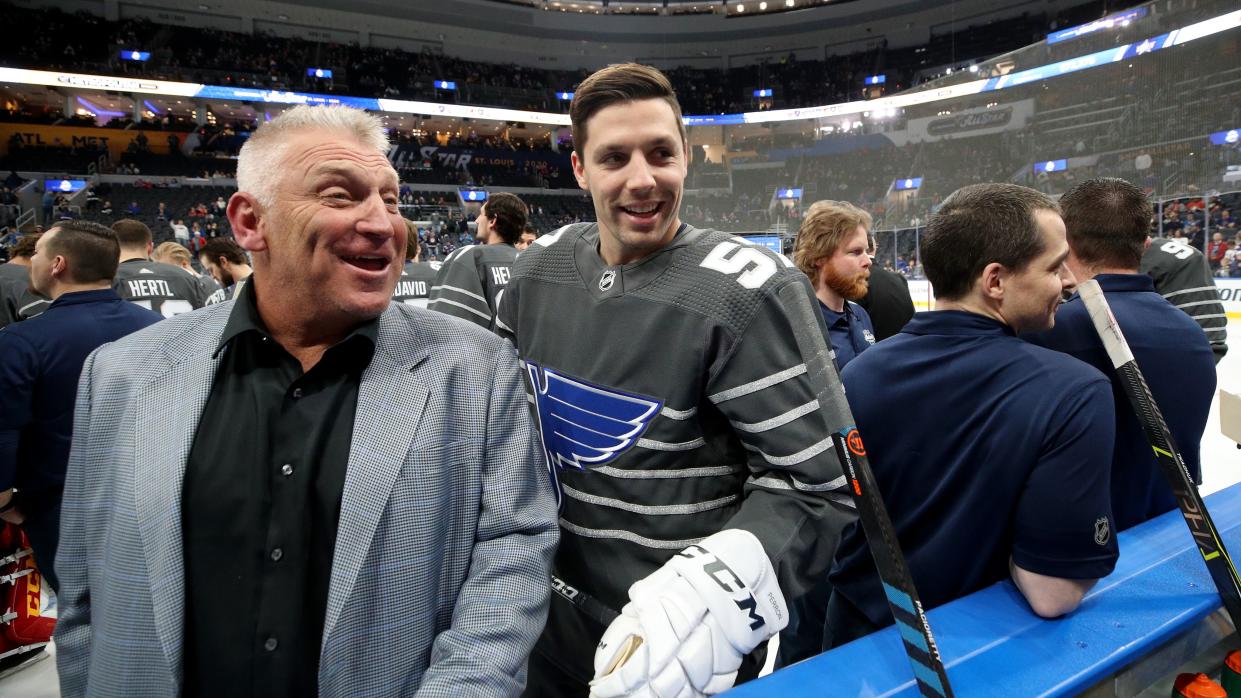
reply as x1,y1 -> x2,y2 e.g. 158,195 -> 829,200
0,6 -> 1236,130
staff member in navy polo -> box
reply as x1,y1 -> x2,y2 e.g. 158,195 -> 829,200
0,220 -> 159,591
793,199 -> 876,370
826,183 -> 1120,650
1026,178 -> 1215,531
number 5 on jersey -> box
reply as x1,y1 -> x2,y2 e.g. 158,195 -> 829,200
699,240 -> 781,289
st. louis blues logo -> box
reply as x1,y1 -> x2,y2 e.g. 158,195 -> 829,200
525,361 -> 663,473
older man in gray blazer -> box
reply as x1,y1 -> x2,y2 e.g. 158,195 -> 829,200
54,105 -> 559,697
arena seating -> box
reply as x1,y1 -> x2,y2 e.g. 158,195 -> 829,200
0,2 -> 1119,115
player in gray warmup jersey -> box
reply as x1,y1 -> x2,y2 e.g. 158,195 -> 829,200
428,192 -> 526,330
1141,236 -> 1228,362
111,219 -> 208,318
392,219 -> 440,308
499,63 -> 855,698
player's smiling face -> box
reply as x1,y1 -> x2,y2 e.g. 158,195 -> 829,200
572,98 -> 687,265
256,128 -> 405,321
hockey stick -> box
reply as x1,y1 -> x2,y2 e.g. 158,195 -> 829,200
830,427 -> 954,698
1079,280 -> 1241,627
778,285 -> 952,697
551,573 -> 620,626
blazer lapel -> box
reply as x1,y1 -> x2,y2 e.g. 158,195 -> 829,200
322,308 -> 430,643
133,327 -> 223,684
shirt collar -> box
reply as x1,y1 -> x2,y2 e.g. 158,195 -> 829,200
48,288 -> 121,308
901,310 -> 1015,338
819,299 -> 859,321
214,278 -> 380,358
1083,273 -> 1156,294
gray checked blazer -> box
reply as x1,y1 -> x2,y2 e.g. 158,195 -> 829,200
54,300 -> 559,697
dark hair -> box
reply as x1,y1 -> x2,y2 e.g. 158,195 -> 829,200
10,233 -> 39,259
199,236 -> 248,266
111,218 -> 152,248
404,218 -> 420,261
1059,177 -> 1152,270
45,220 -> 120,284
485,192 -> 529,245
570,63 -> 686,155
523,224 -> 539,237
922,183 -> 1060,300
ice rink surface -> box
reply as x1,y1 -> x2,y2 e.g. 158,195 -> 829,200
1197,319 -> 1239,496
2,320 -> 1239,697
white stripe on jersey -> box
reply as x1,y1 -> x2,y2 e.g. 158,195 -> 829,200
592,464 -> 741,479
636,437 -> 706,451
1194,314 -> 1228,320
562,484 -> 739,515
559,518 -> 703,550
431,283 -> 488,303
749,473 -> 849,493
1175,299 -> 1226,309
1162,286 -> 1220,299
660,405 -> 698,420
746,435 -> 834,466
730,399 -> 820,433
495,315 -> 514,333
708,363 -> 807,404
428,298 -> 491,321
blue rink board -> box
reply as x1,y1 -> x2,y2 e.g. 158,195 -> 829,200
727,482 -> 1241,697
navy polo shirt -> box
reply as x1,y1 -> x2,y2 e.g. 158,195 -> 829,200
829,311 -> 1119,630
0,289 -> 160,498
819,299 -> 876,370
1026,274 -> 1216,531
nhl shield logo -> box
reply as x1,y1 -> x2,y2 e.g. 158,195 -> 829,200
599,269 -> 617,292
1094,516 -> 1111,546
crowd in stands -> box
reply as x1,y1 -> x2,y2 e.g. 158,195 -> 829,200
0,1 -> 1141,116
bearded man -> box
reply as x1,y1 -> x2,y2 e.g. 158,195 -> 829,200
793,200 -> 876,370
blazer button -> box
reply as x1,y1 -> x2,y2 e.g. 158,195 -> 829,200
270,548 -> 283,562
264,637 -> 278,652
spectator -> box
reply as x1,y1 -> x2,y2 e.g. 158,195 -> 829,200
1208,232 -> 1226,271
125,200 -> 140,215
0,221 -> 160,592
171,218 -> 190,245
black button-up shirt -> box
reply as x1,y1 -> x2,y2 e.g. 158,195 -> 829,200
181,280 -> 377,697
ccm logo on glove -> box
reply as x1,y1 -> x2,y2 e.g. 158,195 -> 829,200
677,545 -> 770,631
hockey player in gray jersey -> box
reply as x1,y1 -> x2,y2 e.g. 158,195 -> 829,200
1142,236 -> 1228,362
428,191 -> 526,330
392,219 -> 440,308
498,63 -> 856,698
111,219 -> 208,317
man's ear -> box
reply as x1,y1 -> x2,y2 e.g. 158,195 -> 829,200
980,261 -> 1007,301
228,192 -> 267,253
571,150 -> 589,191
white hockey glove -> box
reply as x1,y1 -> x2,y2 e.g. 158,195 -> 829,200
589,529 -> 788,698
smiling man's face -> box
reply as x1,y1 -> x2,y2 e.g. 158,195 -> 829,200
572,98 -> 688,265
255,128 -> 405,320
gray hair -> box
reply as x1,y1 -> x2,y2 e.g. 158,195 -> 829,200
235,105 -> 391,208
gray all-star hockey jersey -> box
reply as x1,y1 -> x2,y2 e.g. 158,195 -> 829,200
497,221 -> 857,678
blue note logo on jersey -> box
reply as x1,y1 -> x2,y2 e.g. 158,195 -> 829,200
525,362 -> 663,472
